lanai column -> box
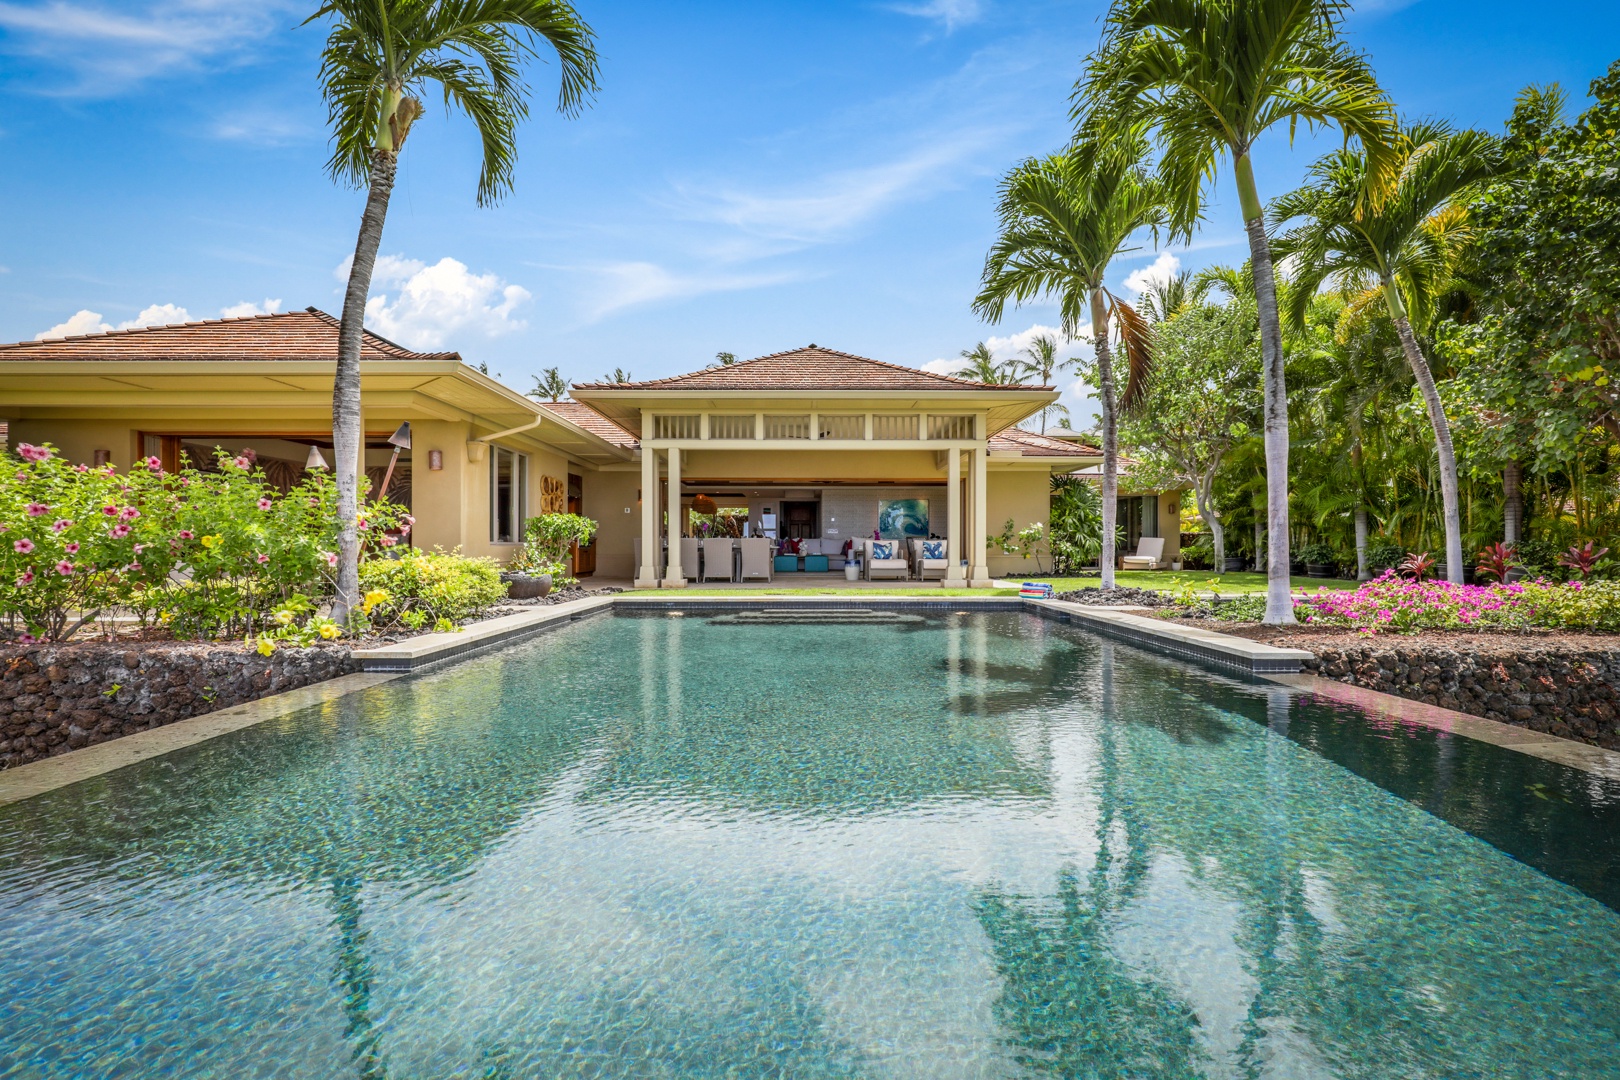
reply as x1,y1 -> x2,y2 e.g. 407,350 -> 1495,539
663,446 -> 686,587
970,443 -> 990,586
637,445 -> 659,588
944,448 -> 966,587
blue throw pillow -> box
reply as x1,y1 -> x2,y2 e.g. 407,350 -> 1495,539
922,540 -> 945,560
870,541 -> 894,560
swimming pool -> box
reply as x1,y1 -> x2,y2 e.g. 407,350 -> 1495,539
2,610 -> 1618,1078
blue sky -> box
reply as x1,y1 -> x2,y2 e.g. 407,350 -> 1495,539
1,0 -> 1617,424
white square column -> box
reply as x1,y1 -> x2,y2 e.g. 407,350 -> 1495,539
970,444 -> 991,586
636,446 -> 659,588
944,447 -> 966,587
662,446 -> 686,588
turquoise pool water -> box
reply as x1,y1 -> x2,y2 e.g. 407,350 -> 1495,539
2,610 -> 1619,1078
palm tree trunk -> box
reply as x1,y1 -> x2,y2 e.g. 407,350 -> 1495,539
1090,289 -> 1117,590
332,150 -> 399,622
1384,284 -> 1463,584
1354,506 -> 1370,580
1503,460 -> 1522,545
1235,153 -> 1295,624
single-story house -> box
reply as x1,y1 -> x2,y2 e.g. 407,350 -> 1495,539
0,308 -> 1175,584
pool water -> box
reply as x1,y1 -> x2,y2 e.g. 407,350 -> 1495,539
3,611 -> 1619,1079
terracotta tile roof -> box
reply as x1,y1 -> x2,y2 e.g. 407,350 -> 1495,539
536,401 -> 637,448
571,345 -> 1051,393
0,308 -> 457,362
990,428 -> 1100,457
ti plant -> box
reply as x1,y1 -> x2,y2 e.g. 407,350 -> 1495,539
1474,543 -> 1519,582
1399,551 -> 1436,580
1558,541 -> 1611,579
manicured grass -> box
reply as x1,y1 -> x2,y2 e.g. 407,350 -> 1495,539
1040,570 -> 1364,594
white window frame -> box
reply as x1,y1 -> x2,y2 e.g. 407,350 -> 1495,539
489,446 -> 529,544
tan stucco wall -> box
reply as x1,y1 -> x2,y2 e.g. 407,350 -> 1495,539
584,469 -> 641,579
8,420 -> 139,468
986,468 -> 1051,577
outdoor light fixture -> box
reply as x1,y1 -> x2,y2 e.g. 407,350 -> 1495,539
428,449 -> 443,471
305,445 -> 329,470
378,422 -> 412,500
93,449 -> 110,466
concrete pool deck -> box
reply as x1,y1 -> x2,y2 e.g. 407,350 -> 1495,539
3,591 -> 1617,805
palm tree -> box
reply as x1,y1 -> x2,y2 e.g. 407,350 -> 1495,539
974,141 -> 1160,590
1013,334 -> 1076,432
1138,268 -> 1192,322
1078,0 -> 1397,623
600,367 -> 633,384
1271,122 -> 1500,583
713,351 -> 738,367
310,0 -> 599,620
957,342 -> 1014,384
531,366 -> 568,401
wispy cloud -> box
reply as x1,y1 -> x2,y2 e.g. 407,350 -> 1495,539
889,0 -> 984,32
674,129 -> 1002,248
0,0 -> 298,95
580,261 -> 803,322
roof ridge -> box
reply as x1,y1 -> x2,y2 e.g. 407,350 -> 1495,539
0,308 -> 308,351
574,344 -> 1053,391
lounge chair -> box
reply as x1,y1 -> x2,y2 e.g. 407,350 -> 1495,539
909,538 -> 948,580
738,537 -> 773,582
1120,536 -> 1167,571
701,538 -> 735,582
862,538 -> 910,581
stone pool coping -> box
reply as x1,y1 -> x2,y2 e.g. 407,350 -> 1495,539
5,591 -> 1617,805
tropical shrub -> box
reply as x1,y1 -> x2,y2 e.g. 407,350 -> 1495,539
1048,477 -> 1124,574
1297,541 -> 1338,567
1365,539 -> 1405,572
1534,581 -> 1620,633
1,442 -> 406,641
359,548 -> 505,630
509,513 -> 597,584
0,444 -> 175,640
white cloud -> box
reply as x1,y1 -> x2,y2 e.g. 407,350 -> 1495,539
219,298 -> 282,319
927,323 -> 1100,432
889,0 -> 983,31
1123,251 -> 1182,294
0,1 -> 299,95
33,302 -> 193,340
338,255 -> 531,350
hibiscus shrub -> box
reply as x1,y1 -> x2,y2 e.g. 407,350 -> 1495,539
1,443 -> 407,641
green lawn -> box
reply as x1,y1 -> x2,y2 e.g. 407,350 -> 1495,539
669,587 -> 1020,596
1041,570 -> 1363,594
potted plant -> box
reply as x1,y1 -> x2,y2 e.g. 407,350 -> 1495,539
506,513 -> 599,599
1298,541 -> 1338,578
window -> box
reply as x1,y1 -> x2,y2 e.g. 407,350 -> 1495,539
490,446 -> 529,543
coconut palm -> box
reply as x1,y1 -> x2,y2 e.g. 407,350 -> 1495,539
1013,334 -> 1077,432
531,366 -> 568,401
1138,269 -> 1192,322
310,0 -> 599,619
973,141 -> 1161,590
957,342 -> 1015,384
600,367 -> 633,384
1078,0 -> 1397,623
1271,122 -> 1501,583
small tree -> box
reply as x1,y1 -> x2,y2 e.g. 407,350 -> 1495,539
511,512 -> 597,583
1118,302 -> 1262,570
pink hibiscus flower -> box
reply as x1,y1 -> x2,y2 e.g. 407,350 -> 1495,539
64,542 -> 79,554
101,505 -> 119,517
13,539 -> 34,554
55,561 -> 74,576
178,530 -> 195,540
257,498 -> 272,511
25,503 -> 48,517
256,553 -> 270,564
51,519 -> 72,533
110,524 -> 132,539
16,569 -> 35,586
145,456 -> 163,472
119,507 -> 140,521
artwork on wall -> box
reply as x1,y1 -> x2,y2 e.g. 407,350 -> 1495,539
877,498 -> 929,539
540,474 -> 566,514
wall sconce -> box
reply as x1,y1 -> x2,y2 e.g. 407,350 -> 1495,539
428,449 -> 443,471
93,449 -> 110,466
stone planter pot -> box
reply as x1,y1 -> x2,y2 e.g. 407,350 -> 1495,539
1306,563 -> 1335,578
1223,557 -> 1247,572
504,574 -> 552,600
1504,566 -> 1530,583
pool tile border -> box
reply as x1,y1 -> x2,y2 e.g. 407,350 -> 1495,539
0,671 -> 403,806
350,594 -> 617,672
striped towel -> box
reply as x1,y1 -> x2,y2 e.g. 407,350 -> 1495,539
1019,582 -> 1055,599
